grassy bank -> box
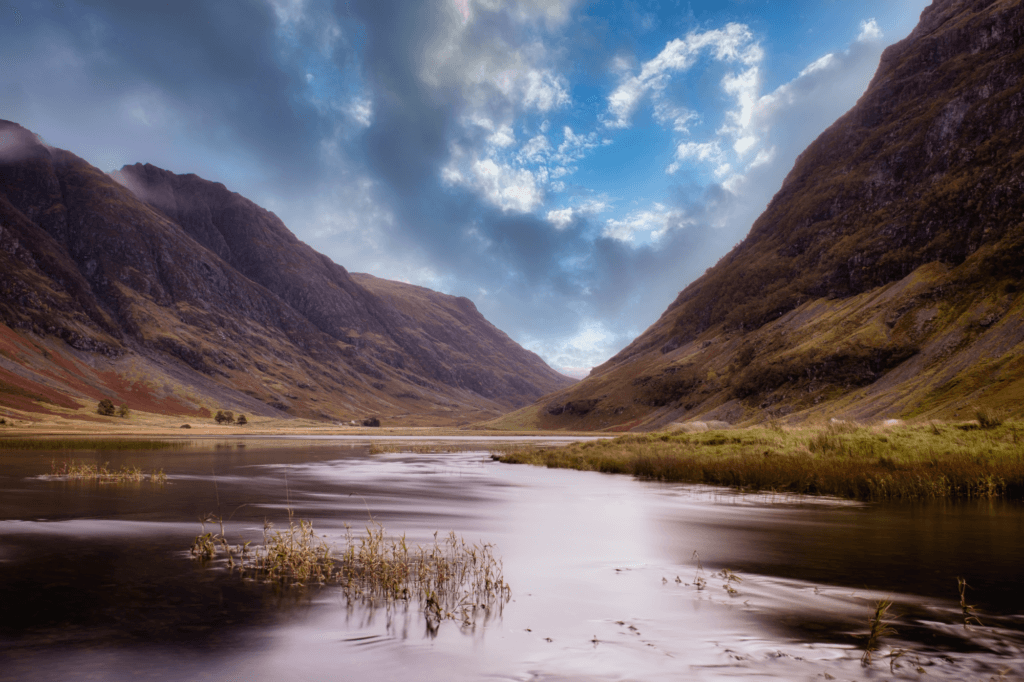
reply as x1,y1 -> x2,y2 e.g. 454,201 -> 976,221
0,437 -> 183,450
493,421 -> 1024,501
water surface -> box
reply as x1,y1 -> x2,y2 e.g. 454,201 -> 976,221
1,437 -> 1021,680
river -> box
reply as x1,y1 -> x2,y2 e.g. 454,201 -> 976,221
1,436 -> 1022,681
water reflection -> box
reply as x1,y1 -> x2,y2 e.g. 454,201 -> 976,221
0,438 -> 1022,681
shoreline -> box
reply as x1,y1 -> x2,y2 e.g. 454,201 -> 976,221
493,420 -> 1024,502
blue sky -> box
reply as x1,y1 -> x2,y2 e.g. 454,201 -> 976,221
1,0 -> 929,376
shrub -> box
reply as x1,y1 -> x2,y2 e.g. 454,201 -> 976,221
214,410 -> 235,424
236,414 -> 247,425
117,404 -> 130,418
180,424 -> 191,429
362,416 -> 381,427
97,399 -> 116,416
0,418 -> 6,425
975,407 -> 1003,429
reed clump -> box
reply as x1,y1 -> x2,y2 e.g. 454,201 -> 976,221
50,459 -> 168,484
862,599 -> 897,666
191,515 -> 511,630
493,421 -> 1024,501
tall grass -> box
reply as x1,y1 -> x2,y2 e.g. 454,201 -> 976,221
191,515 -> 511,631
50,459 -> 168,483
493,421 -> 1024,501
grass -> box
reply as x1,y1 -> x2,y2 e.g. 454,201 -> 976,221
958,577 -> 983,629
191,514 -> 511,632
862,599 -> 897,666
492,421 -> 1024,501
49,459 -> 168,484
0,438 -> 182,451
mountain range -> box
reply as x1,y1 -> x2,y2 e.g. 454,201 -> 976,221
3,0 -> 1022,431
0,125 -> 573,425
496,0 -> 1024,430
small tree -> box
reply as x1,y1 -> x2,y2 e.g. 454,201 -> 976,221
236,414 -> 248,425
362,416 -> 381,427
97,399 -> 116,416
117,404 -> 130,418
214,410 -> 230,424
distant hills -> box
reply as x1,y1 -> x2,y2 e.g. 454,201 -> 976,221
496,0 -> 1024,431
0,123 -> 572,425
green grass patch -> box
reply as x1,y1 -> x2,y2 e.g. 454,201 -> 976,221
493,422 -> 1024,501
0,438 -> 182,451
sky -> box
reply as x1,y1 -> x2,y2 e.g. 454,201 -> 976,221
1,0 -> 930,377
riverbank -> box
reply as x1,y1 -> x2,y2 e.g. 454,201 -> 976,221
0,408 -> 598,440
493,420 -> 1024,501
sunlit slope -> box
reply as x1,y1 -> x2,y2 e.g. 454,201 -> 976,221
500,0 -> 1024,430
0,121 -> 571,425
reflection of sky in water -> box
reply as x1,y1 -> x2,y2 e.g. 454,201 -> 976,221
0,439 -> 1022,681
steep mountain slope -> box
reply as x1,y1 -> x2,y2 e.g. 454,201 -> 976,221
503,0 -> 1024,431
0,122 -> 572,424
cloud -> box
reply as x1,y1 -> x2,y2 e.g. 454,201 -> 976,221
858,18 -> 883,42
602,204 -> 687,242
605,23 -> 763,129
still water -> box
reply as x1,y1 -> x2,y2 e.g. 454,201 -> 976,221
1,437 -> 1022,681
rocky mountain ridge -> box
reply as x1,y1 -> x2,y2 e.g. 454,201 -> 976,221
0,123 -> 573,424
494,0 -> 1024,430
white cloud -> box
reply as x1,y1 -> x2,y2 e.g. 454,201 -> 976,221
521,69 -> 572,111
653,100 -> 698,132
858,18 -> 883,42
667,141 -> 727,175
488,123 -> 516,148
556,126 -> 599,163
522,319 -> 626,377
605,23 -> 763,129
546,207 -> 575,229
518,133 -> 552,164
546,198 -> 609,229
449,157 -> 543,212
347,97 -> 373,127
602,203 -> 686,242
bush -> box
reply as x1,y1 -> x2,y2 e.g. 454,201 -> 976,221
236,414 -> 247,425
362,416 -> 381,427
180,424 -> 191,429
97,399 -> 116,416
976,407 -> 1003,429
117,404 -> 130,418
214,410 -> 235,424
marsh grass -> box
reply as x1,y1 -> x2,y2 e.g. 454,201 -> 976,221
2,438 -> 181,451
191,514 -> 511,631
862,599 -> 897,666
958,577 -> 983,629
493,421 -> 1024,501
50,459 -> 168,484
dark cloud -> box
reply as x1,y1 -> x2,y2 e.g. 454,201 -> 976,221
0,0 -> 321,183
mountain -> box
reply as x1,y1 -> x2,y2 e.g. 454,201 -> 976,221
497,0 -> 1024,431
0,123 -> 572,425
